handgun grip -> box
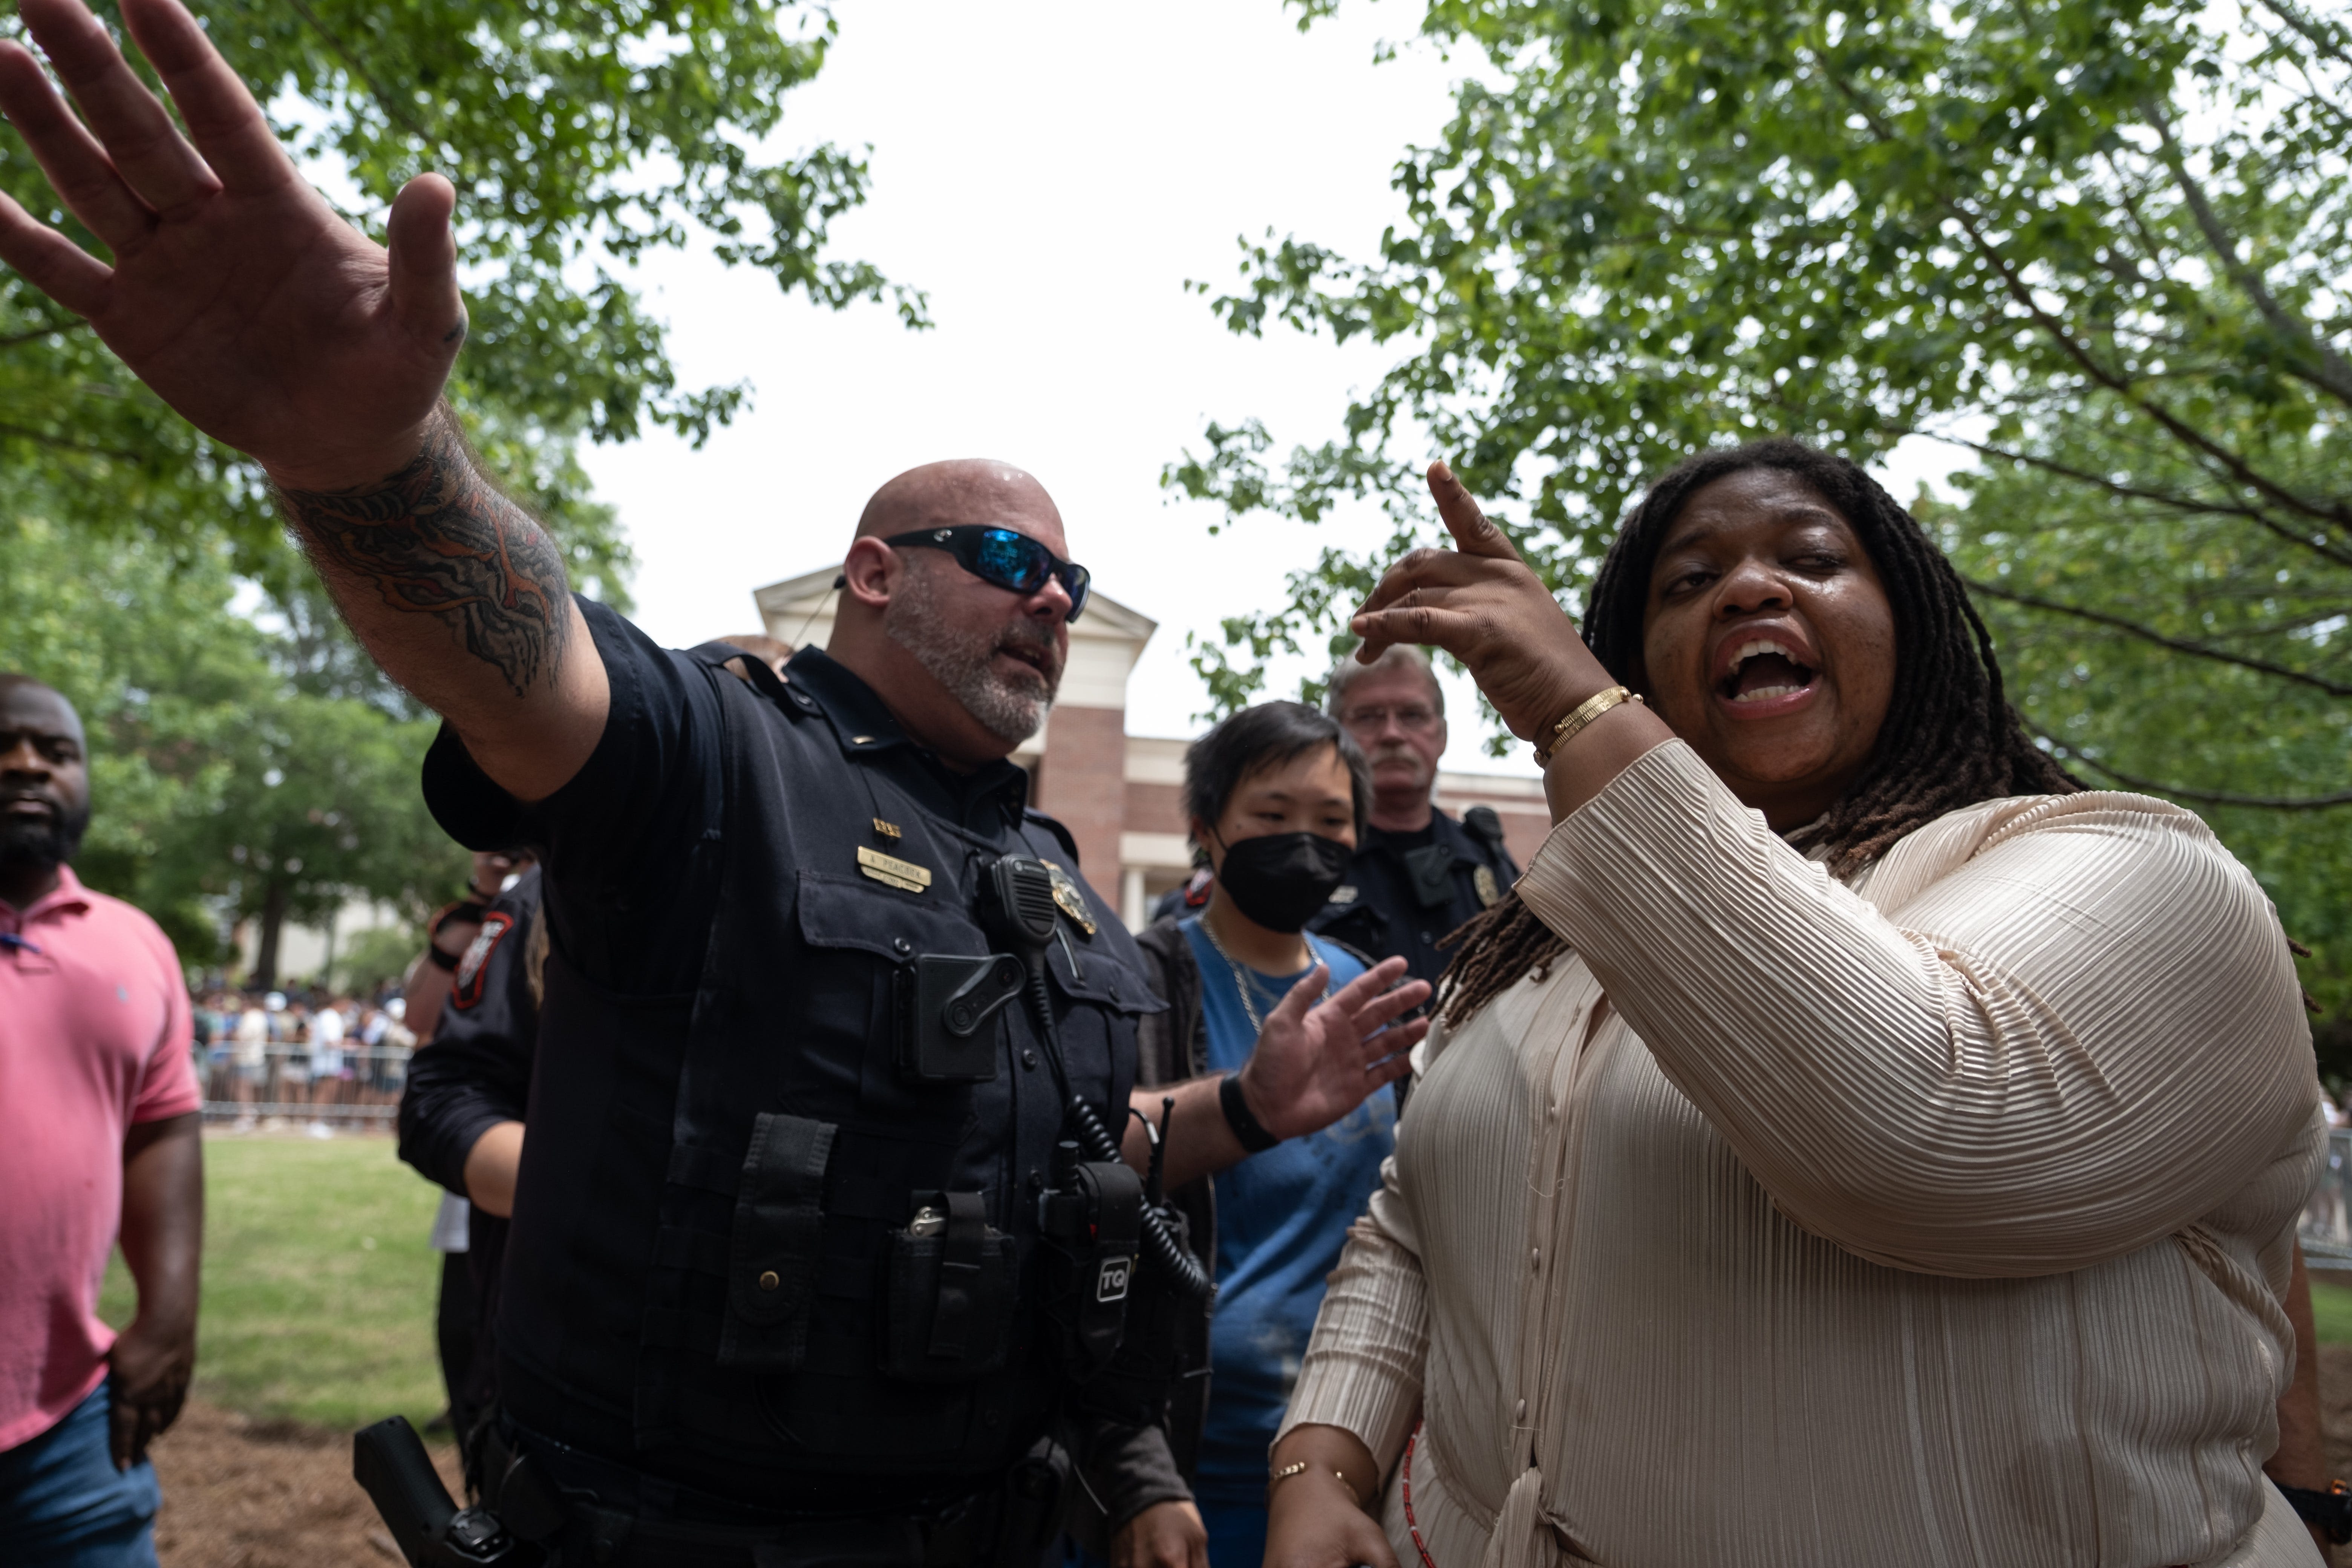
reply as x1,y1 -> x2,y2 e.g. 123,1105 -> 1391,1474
354,1416 -> 459,1566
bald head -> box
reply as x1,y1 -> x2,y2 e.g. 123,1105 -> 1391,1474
855,459 -> 1067,554
0,674 -> 81,743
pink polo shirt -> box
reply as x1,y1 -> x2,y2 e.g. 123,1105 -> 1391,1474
0,865 -> 198,1452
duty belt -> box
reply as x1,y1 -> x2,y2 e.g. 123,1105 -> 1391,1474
482,1417 -> 1062,1568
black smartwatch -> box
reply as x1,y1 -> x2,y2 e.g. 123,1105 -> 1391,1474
1220,1072 -> 1278,1154
2280,1480 -> 2352,1545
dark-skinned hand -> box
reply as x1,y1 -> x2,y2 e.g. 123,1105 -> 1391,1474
1265,1471 -> 1400,1568
1351,462 -> 1611,741
107,1314 -> 193,1469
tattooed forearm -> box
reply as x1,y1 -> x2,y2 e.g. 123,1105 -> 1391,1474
278,414 -> 570,698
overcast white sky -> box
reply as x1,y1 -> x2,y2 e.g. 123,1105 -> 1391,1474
572,1 -> 1530,761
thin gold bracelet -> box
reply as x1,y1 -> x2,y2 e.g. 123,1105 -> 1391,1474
1532,684 -> 1643,767
1269,1460 -> 1361,1507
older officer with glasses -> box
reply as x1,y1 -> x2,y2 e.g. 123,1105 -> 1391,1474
1310,646 -> 1520,994
0,5 -> 1433,1563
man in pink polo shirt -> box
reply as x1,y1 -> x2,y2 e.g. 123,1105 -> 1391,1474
0,675 -> 203,1567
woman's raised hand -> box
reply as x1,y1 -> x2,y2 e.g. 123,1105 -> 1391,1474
0,0 -> 464,492
1353,462 -> 1610,743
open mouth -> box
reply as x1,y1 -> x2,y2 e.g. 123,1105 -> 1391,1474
1717,637 -> 1819,706
993,639 -> 1060,690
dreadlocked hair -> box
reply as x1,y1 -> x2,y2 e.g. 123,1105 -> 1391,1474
1436,438 -> 2081,1030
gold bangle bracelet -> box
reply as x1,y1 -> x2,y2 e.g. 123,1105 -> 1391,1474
1532,684 -> 1643,767
1269,1460 -> 1361,1508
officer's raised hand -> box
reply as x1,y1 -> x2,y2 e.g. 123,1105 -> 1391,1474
0,0 -> 459,486
0,0 -> 608,801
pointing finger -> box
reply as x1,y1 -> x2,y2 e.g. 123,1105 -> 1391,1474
1427,460 -> 1522,562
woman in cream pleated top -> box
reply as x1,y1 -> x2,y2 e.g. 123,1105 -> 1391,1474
1264,441 -> 2324,1568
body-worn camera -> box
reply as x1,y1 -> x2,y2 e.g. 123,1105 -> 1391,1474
896,952 -> 1026,1083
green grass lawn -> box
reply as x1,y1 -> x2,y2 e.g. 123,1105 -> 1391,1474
2313,1279 -> 2352,1345
100,1132 -> 449,1431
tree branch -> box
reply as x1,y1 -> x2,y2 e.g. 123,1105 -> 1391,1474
280,0 -> 432,145
0,421 -> 147,461
1965,574 -> 2352,697
1825,75 -> 2352,541
2254,0 -> 2352,73
1944,200 -> 2352,539
0,314 -> 86,349
1908,427 -> 2352,571
2143,101 -> 2352,410
2027,723 -> 2352,807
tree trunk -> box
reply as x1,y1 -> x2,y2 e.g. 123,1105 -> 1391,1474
253,878 -> 290,990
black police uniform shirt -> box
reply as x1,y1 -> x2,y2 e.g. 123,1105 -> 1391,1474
398,865 -> 540,1202
395,865 -> 542,1439
1307,808 -> 1519,992
420,598 -> 1158,1508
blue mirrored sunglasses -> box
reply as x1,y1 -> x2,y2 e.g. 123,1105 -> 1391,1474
885,526 -> 1092,622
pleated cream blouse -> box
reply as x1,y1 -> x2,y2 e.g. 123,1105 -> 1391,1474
1280,740 -> 2325,1568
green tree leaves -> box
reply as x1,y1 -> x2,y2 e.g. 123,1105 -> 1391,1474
1170,0 -> 2352,1020
0,1 -> 912,974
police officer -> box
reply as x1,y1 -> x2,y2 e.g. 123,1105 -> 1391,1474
397,861 -> 543,1482
0,30 -> 1433,1558
1310,645 -> 1521,990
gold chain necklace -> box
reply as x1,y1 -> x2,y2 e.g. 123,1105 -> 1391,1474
1197,907 -> 1304,1035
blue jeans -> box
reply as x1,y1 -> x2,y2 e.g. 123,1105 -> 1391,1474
1199,1499 -> 1267,1568
0,1380 -> 161,1567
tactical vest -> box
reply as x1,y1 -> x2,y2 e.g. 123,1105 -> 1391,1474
496,645 -> 1158,1507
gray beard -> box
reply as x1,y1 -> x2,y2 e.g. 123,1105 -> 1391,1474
885,567 -> 1059,744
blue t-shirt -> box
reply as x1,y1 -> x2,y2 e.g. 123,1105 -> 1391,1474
1179,917 -> 1396,1505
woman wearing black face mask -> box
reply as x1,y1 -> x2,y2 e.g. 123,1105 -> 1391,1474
1091,701 -> 1415,1568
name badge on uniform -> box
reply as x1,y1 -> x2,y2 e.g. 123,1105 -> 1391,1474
857,845 -> 933,894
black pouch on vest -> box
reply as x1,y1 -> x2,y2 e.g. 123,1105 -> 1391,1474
880,1191 -> 1014,1383
716,1112 -> 837,1372
1403,842 -> 1458,909
894,953 -> 1023,1084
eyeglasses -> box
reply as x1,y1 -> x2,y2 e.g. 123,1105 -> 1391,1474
1341,703 -> 1441,733
885,526 -> 1092,622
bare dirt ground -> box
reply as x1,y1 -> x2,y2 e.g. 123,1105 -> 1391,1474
135,1352 -> 2352,1564
150,1400 -> 462,1567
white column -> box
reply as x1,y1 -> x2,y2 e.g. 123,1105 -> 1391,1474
1120,866 -> 1147,933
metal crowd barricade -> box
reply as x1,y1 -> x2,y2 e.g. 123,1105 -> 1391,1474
199,1039 -> 413,1126
2300,1127 -> 2352,1266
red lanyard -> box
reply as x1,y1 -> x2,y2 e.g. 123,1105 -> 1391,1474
1401,1420 -> 1440,1568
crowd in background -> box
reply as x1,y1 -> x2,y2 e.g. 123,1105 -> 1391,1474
186,982 -> 418,1132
